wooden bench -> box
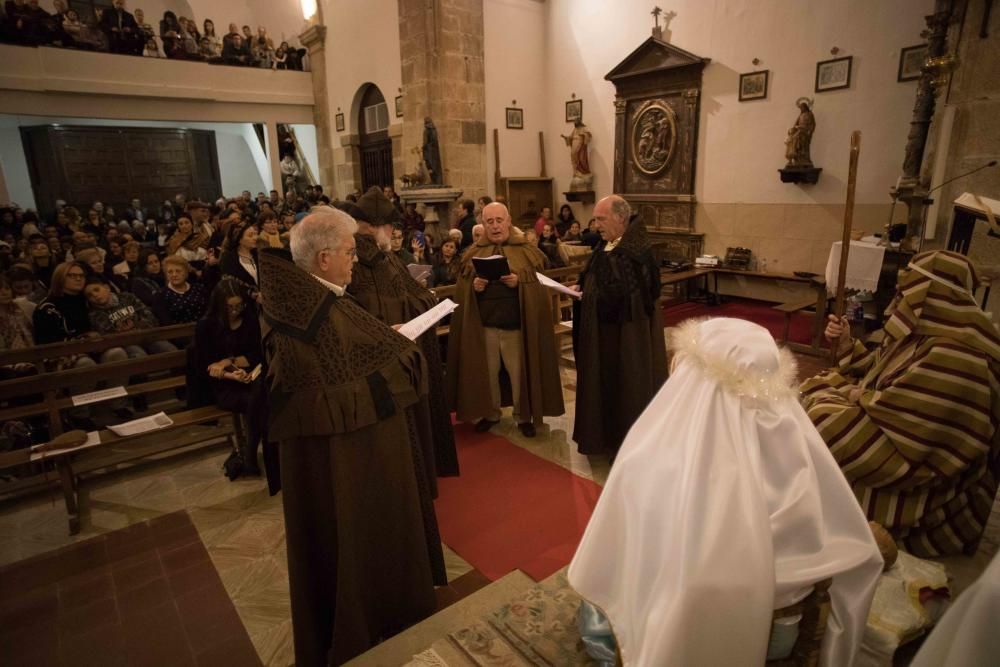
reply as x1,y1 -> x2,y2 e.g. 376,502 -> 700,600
0,325 -> 239,535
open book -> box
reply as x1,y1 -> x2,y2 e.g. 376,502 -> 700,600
396,299 -> 459,340
472,255 -> 511,281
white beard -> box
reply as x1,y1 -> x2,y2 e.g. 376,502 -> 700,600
375,228 -> 392,252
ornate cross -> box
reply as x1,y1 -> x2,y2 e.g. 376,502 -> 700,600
652,6 -> 662,29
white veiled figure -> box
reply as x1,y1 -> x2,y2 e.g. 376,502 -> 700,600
568,318 -> 883,667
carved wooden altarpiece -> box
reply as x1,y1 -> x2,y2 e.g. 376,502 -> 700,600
605,36 -> 710,262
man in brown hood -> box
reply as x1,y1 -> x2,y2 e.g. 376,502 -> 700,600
446,202 -> 564,437
342,187 -> 459,484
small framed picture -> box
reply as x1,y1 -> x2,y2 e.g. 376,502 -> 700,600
565,99 -> 582,122
395,95 -> 403,117
506,107 -> 523,130
815,55 -> 852,92
738,70 -> 769,101
897,44 -> 927,82
335,112 -> 345,132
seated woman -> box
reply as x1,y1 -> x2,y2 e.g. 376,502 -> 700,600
194,282 -> 266,477
580,218 -> 601,248
570,318 -> 883,667
0,273 -> 34,364
431,237 -> 460,287
162,256 -> 209,324
218,220 -> 259,296
801,250 -> 1000,557
562,220 -> 583,243
256,211 -> 283,249
166,214 -> 208,266
112,240 -> 141,282
538,222 -> 568,268
130,249 -> 169,324
75,247 -> 126,293
390,226 -> 415,265
555,203 -> 576,237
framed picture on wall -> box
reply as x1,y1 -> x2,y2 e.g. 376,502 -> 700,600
335,113 -> 345,132
565,99 -> 582,122
815,56 -> 852,92
897,44 -> 927,82
738,70 -> 769,101
395,95 -> 403,117
506,107 -> 524,130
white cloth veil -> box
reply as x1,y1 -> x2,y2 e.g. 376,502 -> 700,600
568,318 -> 883,666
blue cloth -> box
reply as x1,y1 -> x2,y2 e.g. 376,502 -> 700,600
577,601 -> 617,667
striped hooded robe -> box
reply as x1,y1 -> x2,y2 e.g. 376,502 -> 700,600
801,251 -> 1000,557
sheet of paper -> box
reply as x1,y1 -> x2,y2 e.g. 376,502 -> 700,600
397,299 -> 459,341
560,320 -> 574,329
536,272 -> 582,299
30,431 -> 101,461
407,263 -> 432,282
108,411 -> 174,437
71,386 -> 128,407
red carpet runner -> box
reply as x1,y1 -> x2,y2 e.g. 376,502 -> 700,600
435,423 -> 602,582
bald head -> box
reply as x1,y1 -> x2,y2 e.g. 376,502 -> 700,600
481,202 -> 512,244
594,195 -> 630,243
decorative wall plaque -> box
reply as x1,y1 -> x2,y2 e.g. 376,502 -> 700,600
605,32 -> 710,261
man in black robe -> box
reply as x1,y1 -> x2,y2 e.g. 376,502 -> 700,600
260,208 -> 443,665
572,195 -> 667,461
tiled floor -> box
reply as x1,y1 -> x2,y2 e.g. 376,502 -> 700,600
0,510 -> 259,666
0,344 -> 994,666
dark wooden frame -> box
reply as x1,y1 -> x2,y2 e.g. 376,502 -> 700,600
335,112 -> 345,132
815,55 -> 853,92
505,107 -> 524,130
565,99 -> 583,123
897,44 -> 927,82
738,70 -> 769,101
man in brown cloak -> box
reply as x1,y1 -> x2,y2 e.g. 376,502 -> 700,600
572,195 -> 667,460
341,187 -> 459,484
446,202 -> 565,437
259,208 -> 443,665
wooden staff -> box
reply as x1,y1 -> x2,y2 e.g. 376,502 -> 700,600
831,130 -> 862,361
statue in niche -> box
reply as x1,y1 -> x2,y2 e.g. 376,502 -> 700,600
422,117 -> 443,185
784,98 -> 816,168
560,120 -> 594,191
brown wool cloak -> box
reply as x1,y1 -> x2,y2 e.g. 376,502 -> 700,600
347,232 -> 460,483
572,215 -> 667,456
258,248 -> 443,666
446,228 -> 565,425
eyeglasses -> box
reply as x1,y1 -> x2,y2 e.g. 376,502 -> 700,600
324,246 -> 357,258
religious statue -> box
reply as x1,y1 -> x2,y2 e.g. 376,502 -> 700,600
560,120 -> 594,191
422,117 -> 443,185
784,98 -> 816,168
401,147 -> 428,189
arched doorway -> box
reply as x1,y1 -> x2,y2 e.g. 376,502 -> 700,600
357,84 -> 393,191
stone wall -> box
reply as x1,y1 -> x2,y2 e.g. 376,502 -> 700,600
398,0 -> 488,200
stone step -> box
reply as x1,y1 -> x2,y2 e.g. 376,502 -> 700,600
344,570 -> 536,667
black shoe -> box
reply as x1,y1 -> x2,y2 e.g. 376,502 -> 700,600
113,407 -> 135,421
518,422 -> 536,438
474,418 -> 499,433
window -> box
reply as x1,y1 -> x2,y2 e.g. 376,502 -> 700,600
363,103 -> 389,135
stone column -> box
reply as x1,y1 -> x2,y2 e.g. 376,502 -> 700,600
337,134 -> 363,198
299,24 -> 336,192
398,0 -> 487,201
266,122 -> 282,194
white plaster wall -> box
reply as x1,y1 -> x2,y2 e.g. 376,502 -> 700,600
0,115 -> 272,209
542,0 -> 932,210
36,0 -> 306,47
290,123 -> 320,181
319,0 -> 402,197
484,0 -> 548,190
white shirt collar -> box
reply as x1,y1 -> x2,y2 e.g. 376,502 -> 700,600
312,274 -> 345,296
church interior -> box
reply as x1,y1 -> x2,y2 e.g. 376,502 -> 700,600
0,0 -> 998,665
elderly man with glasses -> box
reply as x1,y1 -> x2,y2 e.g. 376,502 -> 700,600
259,207 -> 443,665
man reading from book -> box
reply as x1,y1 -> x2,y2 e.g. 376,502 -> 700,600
446,202 -> 564,438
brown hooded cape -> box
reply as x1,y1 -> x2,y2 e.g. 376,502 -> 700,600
347,232 -> 459,484
572,214 -> 667,456
446,227 -> 565,425
258,248 -> 443,665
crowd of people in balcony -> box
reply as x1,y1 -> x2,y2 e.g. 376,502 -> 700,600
0,0 -> 307,70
